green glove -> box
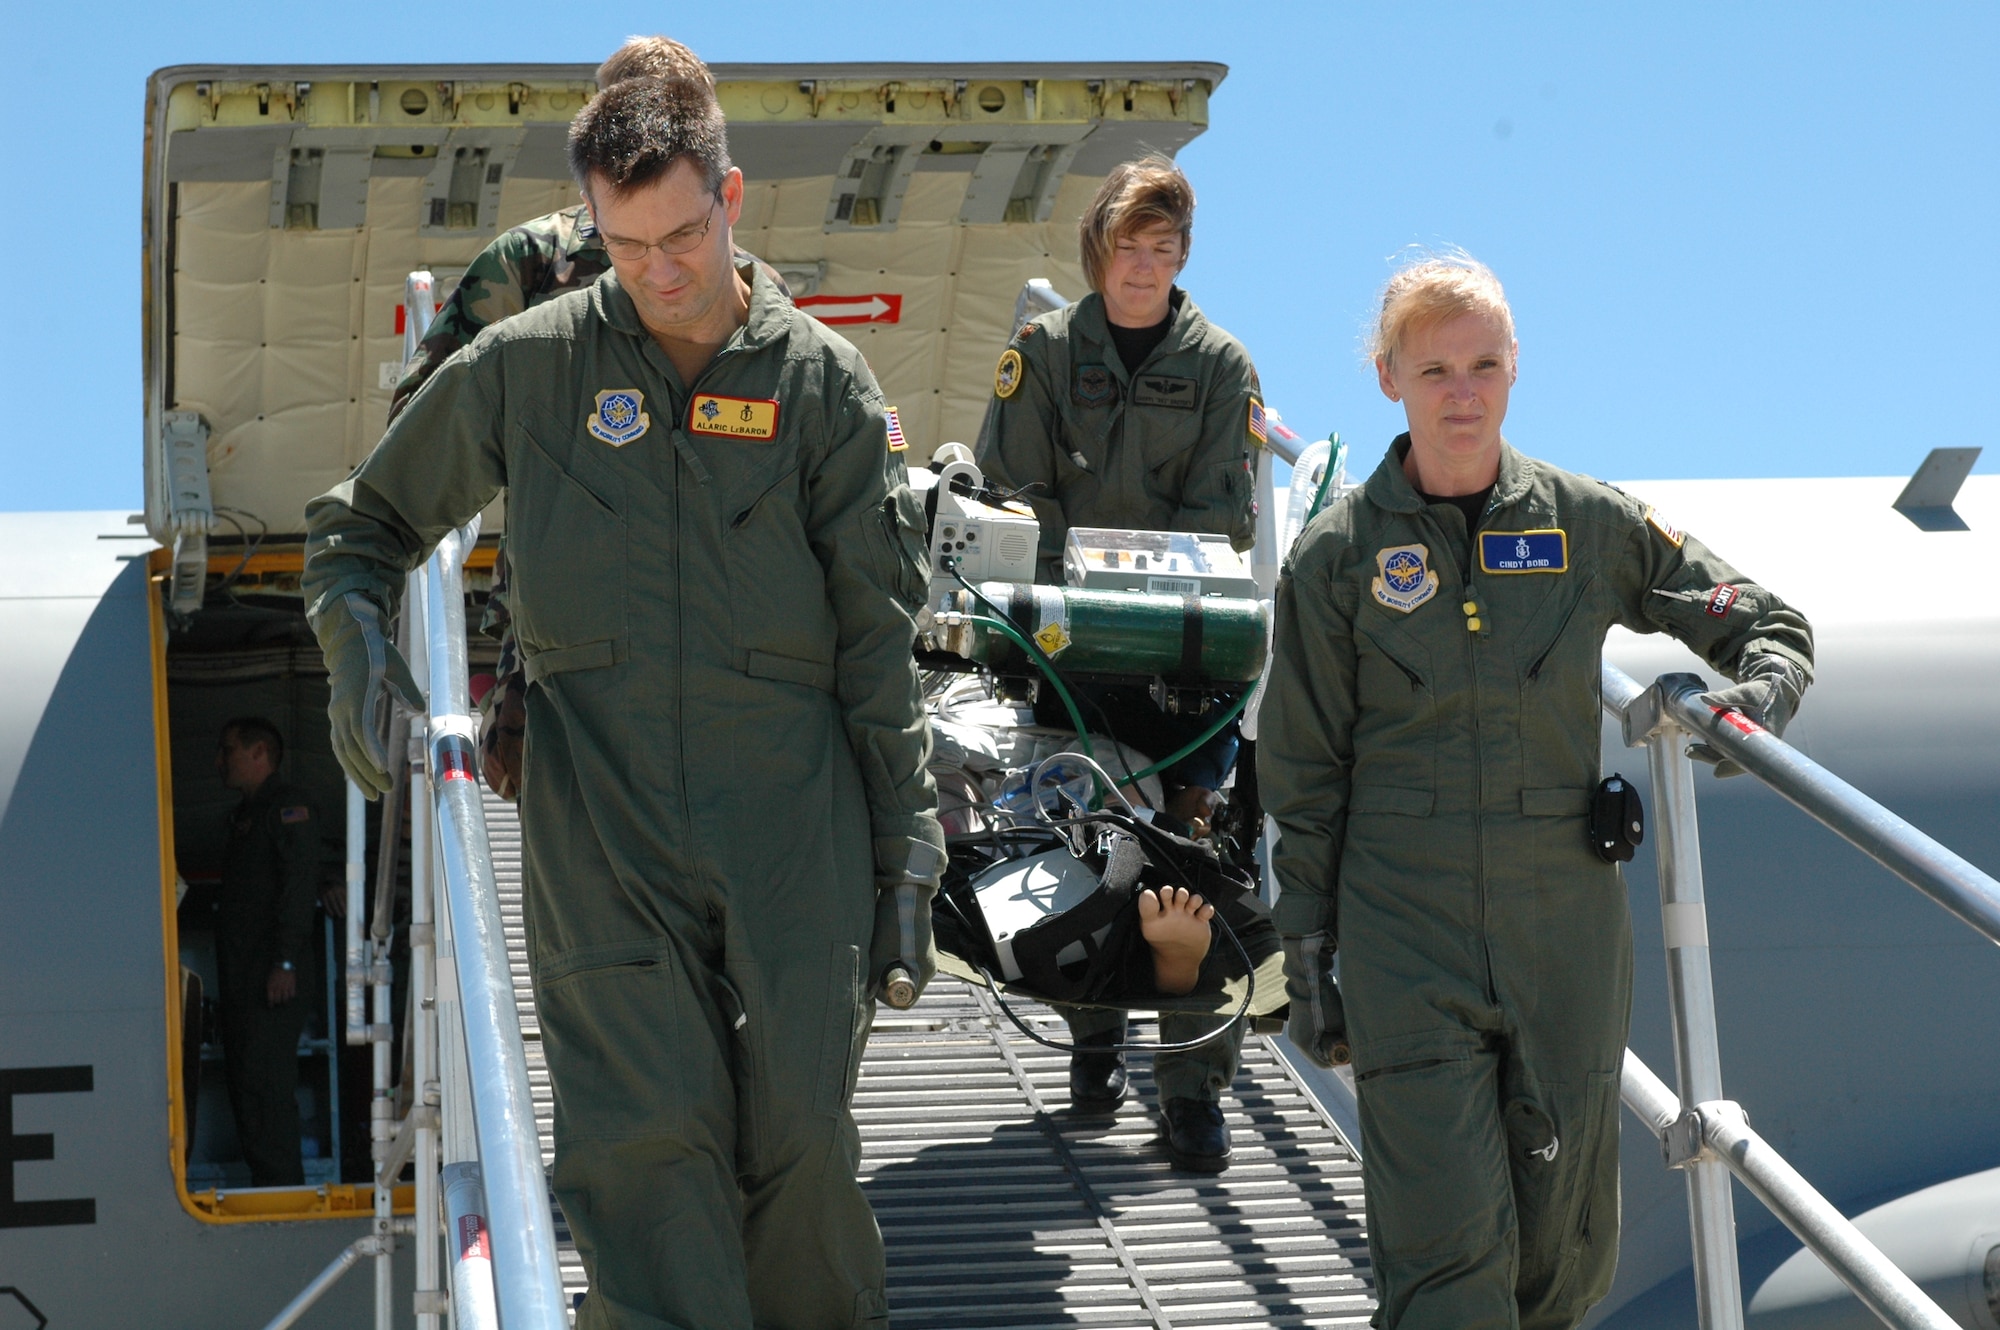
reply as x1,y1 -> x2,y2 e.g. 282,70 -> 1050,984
313,592 -> 426,798
1281,933 -> 1351,1068
870,839 -> 947,1009
1694,652 -> 1808,778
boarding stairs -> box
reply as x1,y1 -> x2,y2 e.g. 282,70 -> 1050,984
486,782 -> 1377,1327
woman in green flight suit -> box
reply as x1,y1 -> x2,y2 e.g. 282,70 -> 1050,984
1259,252 -> 1813,1329
975,155 -> 1265,1171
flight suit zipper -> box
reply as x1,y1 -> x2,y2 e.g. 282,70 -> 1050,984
1460,501 -> 1497,1005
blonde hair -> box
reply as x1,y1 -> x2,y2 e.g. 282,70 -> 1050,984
1369,248 -> 1515,367
597,36 -> 714,90
1078,154 -> 1195,294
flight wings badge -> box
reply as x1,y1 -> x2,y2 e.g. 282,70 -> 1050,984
587,390 -> 650,447
1372,543 -> 1439,613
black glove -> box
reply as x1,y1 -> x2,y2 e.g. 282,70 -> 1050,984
1693,652 -> 1807,778
1281,933 -> 1350,1068
870,839 -> 947,1008
312,592 -> 426,797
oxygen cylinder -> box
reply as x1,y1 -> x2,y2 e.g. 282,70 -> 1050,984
941,582 -> 1267,684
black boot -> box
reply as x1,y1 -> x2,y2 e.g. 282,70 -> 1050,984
1067,1027 -> 1128,1113
1162,1097 -> 1231,1172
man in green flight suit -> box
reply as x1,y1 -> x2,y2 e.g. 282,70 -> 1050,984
389,35 -> 790,801
214,717 -> 322,1188
975,155 -> 1262,1171
305,76 -> 942,1329
1260,252 -> 1813,1329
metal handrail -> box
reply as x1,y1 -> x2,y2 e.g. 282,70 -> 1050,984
419,526 -> 569,1328
1621,1051 -> 1956,1330
1613,664 -> 2000,946
1601,660 -> 1981,1330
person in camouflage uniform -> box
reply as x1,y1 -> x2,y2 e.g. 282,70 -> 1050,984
388,36 -> 790,798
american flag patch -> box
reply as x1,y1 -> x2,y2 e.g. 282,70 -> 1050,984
885,407 -> 907,452
1247,398 -> 1268,445
280,805 -> 311,824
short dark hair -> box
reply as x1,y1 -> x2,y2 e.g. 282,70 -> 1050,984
221,716 -> 285,767
568,76 -> 732,199
596,35 -> 713,91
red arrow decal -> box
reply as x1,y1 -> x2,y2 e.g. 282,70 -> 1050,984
798,293 -> 902,325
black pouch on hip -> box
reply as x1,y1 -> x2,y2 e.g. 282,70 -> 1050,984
1588,773 -> 1645,864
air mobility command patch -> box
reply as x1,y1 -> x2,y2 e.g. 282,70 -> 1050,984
587,390 -> 650,446
1073,364 -> 1117,408
1248,398 -> 1269,447
1372,543 -> 1439,613
689,395 -> 780,441
1645,506 -> 1686,548
884,406 -> 908,452
1480,530 -> 1569,574
994,348 -> 1024,399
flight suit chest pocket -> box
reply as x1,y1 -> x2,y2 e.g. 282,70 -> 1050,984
1137,398 -> 1205,496
505,410 -> 627,655
1512,572 -> 1598,683
699,401 -> 803,522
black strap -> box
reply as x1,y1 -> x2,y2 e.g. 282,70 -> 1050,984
1179,595 -> 1204,681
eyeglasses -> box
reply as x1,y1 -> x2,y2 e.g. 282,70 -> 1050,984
598,193 -> 722,262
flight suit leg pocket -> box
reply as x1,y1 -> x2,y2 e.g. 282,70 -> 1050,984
536,942 -> 689,1144
814,942 -> 867,1118
1512,1070 -> 1621,1329
1352,1033 -> 1508,1263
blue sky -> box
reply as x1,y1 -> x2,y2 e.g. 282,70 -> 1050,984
3,1 -> 1993,510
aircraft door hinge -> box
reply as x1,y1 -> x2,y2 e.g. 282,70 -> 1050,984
161,412 -> 212,617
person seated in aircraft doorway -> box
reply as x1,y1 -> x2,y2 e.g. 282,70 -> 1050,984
388,34 -> 791,802
974,155 -> 1262,1171
1259,250 -> 1813,1330
214,717 -> 323,1187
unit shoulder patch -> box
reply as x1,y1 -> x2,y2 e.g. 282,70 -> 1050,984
1479,529 -> 1569,575
994,348 -> 1024,400
1645,505 -> 1686,548
587,389 -> 650,446
1371,543 -> 1440,613
1132,374 -> 1198,410
689,395 -> 780,441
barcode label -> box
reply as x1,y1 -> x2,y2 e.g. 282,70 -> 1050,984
1147,576 -> 1201,596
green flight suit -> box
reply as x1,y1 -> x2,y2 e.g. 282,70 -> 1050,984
975,287 -> 1263,1103
304,266 -> 940,1330
1258,437 -> 1812,1330
389,212 -> 788,797
975,287 -> 1261,582
217,775 -> 322,1187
